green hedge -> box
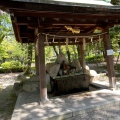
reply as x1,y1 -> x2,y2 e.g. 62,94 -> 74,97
0,68 -> 23,73
86,54 -> 104,63
1,61 -> 22,69
0,61 -> 23,73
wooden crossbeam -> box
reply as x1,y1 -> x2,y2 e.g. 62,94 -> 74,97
12,10 -> 120,21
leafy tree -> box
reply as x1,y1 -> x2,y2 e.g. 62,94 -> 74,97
111,0 -> 120,5
23,44 -> 33,75
0,12 -> 34,74
0,12 -> 13,44
110,0 -> 120,53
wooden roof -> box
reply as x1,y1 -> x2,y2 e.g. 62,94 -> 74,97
0,0 -> 120,45
11,0 -> 113,6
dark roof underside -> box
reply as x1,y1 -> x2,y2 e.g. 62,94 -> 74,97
0,0 -> 120,44
12,0 -> 112,6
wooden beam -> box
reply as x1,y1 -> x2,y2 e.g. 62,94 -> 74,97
38,34 -> 48,102
12,22 -> 22,43
10,15 -> 22,43
12,11 -> 120,21
84,26 -> 101,33
103,29 -> 116,88
15,16 -> 120,27
20,33 -> 35,39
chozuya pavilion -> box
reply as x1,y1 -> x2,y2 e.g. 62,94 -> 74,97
0,0 -> 120,117
0,0 -> 120,100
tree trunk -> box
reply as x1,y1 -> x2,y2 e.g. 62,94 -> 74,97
66,50 -> 71,64
53,46 -> 58,57
24,44 -> 33,75
73,45 -> 77,59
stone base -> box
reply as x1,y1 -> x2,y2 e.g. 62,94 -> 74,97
11,89 -> 120,120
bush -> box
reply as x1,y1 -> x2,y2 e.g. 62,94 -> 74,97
86,54 -> 104,63
0,61 -> 23,73
32,60 -> 35,63
1,61 -> 22,69
115,64 -> 120,70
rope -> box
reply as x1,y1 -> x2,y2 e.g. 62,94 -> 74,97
38,32 -> 108,39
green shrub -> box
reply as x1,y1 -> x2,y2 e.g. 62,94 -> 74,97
32,60 -> 35,63
115,64 -> 120,70
0,61 -> 23,73
1,61 -> 22,69
114,52 -> 119,57
86,54 -> 104,63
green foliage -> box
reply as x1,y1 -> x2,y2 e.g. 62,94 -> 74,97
1,61 -> 22,69
111,0 -> 120,5
32,60 -> 35,63
0,12 -> 13,44
109,26 -> 120,51
115,64 -> 120,70
114,52 -> 119,56
86,54 -> 104,63
0,38 -> 28,64
0,61 -> 23,73
45,46 -> 55,63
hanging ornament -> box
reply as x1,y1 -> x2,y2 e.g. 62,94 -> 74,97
99,35 -> 102,48
91,37 -> 93,43
52,36 -> 55,43
46,35 -> 49,46
83,38 -> 86,50
75,37 -> 77,43
66,38 -> 69,51
35,39 -> 38,55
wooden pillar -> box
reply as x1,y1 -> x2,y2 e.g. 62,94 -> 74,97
38,34 -> 48,102
35,40 -> 39,75
80,43 -> 86,73
103,29 -> 116,88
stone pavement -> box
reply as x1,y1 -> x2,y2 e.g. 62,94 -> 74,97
11,89 -> 120,120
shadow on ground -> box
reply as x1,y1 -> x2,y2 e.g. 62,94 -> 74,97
0,85 -> 17,120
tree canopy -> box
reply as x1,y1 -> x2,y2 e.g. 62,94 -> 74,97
0,12 -> 13,44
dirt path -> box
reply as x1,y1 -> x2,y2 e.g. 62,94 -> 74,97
0,73 -> 21,120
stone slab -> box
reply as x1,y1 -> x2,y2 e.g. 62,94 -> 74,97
11,89 -> 120,120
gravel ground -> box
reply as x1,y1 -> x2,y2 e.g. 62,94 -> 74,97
0,69 -> 120,120
67,104 -> 120,120
0,73 -> 21,120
